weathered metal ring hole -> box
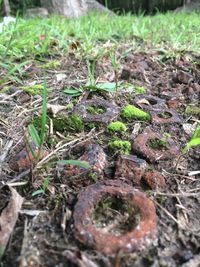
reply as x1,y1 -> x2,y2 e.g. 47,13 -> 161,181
147,138 -> 168,150
86,105 -> 107,115
145,98 -> 158,106
157,111 -> 173,119
92,193 -> 140,236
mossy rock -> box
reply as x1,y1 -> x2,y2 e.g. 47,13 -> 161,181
121,104 -> 151,121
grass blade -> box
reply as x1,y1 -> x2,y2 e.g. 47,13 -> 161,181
57,160 -> 91,169
28,124 -> 41,147
40,79 -> 47,145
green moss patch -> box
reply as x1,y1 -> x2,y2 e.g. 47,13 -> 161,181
21,84 -> 43,95
121,105 -> 150,121
32,114 -> 84,133
108,140 -> 131,154
107,121 -> 127,133
86,105 -> 106,115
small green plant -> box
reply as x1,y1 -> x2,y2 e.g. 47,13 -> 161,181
108,140 -> 131,154
121,105 -> 151,121
183,124 -> 200,154
110,52 -> 119,95
32,177 -> 49,196
27,79 -> 47,160
86,59 -> 96,86
88,172 -> 98,182
107,121 -> 127,133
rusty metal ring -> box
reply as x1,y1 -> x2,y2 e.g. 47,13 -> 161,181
74,99 -> 119,124
134,94 -> 166,111
150,109 -> 181,124
73,180 -> 157,254
132,128 -> 180,163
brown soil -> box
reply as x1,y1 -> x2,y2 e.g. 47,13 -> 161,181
0,49 -> 200,267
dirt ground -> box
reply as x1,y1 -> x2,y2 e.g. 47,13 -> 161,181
0,48 -> 200,267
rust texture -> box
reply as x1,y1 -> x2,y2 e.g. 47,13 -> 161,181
9,142 -> 48,172
134,94 -> 166,111
132,128 -> 179,163
60,143 -> 106,178
150,109 -> 181,124
143,170 -> 166,190
74,99 -> 119,124
115,155 -> 147,186
73,180 -> 157,254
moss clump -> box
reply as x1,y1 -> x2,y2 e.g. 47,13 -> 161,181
32,114 -> 84,133
121,105 -> 150,121
185,105 -> 200,116
148,138 -> 168,150
53,114 -> 84,132
107,121 -> 127,133
86,105 -> 106,115
135,86 -> 145,94
21,84 -> 43,95
40,60 -> 61,69
108,140 -> 131,154
157,111 -> 172,119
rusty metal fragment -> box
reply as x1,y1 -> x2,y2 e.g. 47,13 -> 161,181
73,180 -> 157,254
150,109 -> 181,124
58,143 -> 106,178
143,170 -> 166,190
134,94 -> 166,111
173,70 -> 193,84
132,128 -> 179,163
115,154 -> 147,186
74,99 -> 119,124
9,142 -> 49,172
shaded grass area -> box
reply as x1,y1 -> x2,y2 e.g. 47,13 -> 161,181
0,11 -> 200,62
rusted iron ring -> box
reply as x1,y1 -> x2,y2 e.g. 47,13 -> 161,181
132,128 -> 179,163
74,99 -> 119,124
57,143 -> 106,178
73,180 -> 157,254
150,109 -> 181,124
134,94 -> 166,111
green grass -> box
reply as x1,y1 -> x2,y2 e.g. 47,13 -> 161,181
0,11 -> 200,86
0,11 -> 200,61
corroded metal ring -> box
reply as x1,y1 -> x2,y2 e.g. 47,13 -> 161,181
134,94 -> 166,111
150,109 -> 181,124
58,143 -> 106,178
74,99 -> 119,124
73,180 -> 157,254
132,128 -> 180,163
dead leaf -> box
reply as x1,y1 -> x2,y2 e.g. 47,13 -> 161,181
47,104 -> 66,117
0,186 -> 23,258
136,98 -> 151,105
